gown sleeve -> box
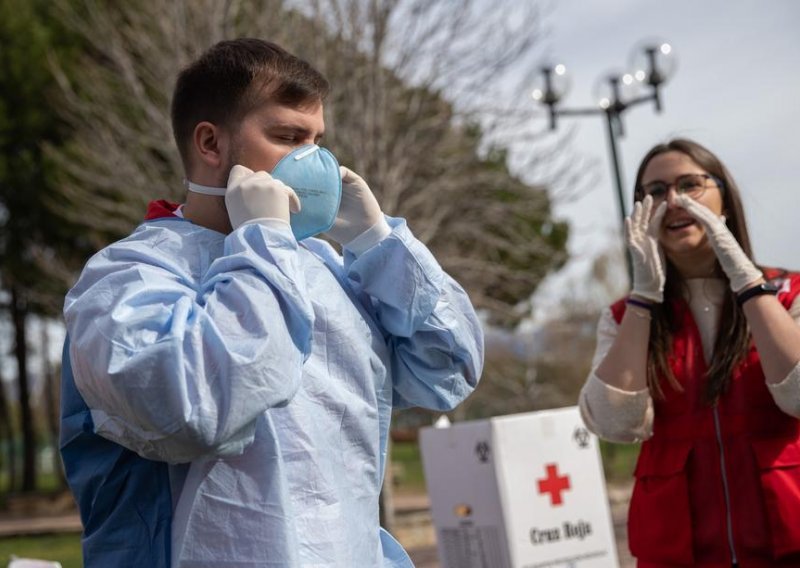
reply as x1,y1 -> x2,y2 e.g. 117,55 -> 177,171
64,221 -> 314,463
343,216 -> 484,410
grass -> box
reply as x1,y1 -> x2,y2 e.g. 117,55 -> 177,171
599,440 -> 640,483
391,441 -> 427,493
0,534 -> 82,568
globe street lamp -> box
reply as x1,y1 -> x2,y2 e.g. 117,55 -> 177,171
532,40 -> 677,279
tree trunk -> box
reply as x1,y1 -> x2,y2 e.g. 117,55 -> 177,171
11,284 -> 36,492
41,322 -> 66,488
0,364 -> 16,492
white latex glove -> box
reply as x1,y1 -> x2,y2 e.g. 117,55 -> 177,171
225,165 -> 301,230
625,195 -> 667,303
325,166 -> 384,246
675,194 -> 762,292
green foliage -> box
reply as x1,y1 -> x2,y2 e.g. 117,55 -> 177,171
391,441 -> 426,494
0,0 -> 89,315
0,534 -> 82,568
599,440 -> 639,483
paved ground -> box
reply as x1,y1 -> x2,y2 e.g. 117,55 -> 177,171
0,515 -> 82,538
0,492 -> 80,538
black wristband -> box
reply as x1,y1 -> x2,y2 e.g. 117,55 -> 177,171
626,297 -> 655,312
736,282 -> 780,306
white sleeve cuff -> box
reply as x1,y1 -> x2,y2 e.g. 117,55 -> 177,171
767,362 -> 800,418
343,218 -> 392,256
579,373 -> 653,443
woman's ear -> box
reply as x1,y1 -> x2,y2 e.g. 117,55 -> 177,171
192,121 -> 228,169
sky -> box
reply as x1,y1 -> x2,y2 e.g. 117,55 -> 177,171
528,0 -> 800,318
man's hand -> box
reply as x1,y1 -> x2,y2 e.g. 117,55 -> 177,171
626,195 -> 667,303
325,166 -> 384,246
675,194 -> 762,292
225,165 -> 301,230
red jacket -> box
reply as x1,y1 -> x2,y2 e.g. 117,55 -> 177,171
611,270 -> 800,567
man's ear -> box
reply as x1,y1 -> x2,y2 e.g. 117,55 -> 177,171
192,121 -> 228,169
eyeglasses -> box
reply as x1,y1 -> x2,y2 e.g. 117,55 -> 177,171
638,173 -> 723,203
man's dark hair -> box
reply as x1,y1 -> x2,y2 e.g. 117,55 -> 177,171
171,38 -> 330,168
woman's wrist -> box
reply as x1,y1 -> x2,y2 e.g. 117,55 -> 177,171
627,296 -> 656,309
625,296 -> 654,320
736,279 -> 781,306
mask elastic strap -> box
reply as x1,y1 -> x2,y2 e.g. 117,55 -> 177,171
184,179 -> 227,196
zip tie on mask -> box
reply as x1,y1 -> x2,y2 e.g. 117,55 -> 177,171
184,179 -> 227,196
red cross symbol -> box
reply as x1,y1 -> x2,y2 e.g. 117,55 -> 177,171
537,463 -> 571,506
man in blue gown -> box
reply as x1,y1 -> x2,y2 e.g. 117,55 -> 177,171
60,38 -> 483,567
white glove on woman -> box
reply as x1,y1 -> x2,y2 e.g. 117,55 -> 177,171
225,165 -> 301,230
325,166 -> 386,246
675,194 -> 762,292
625,195 -> 668,303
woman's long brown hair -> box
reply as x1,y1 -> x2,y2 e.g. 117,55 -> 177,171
632,139 -> 755,403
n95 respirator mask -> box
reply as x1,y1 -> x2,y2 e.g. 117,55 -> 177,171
270,144 -> 342,240
185,144 -> 342,241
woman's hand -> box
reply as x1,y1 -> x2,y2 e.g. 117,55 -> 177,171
675,195 -> 763,292
626,195 -> 668,303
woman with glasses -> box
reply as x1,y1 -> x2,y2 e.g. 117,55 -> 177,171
579,138 -> 800,567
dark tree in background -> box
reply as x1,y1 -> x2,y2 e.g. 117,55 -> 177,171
0,0 -> 88,492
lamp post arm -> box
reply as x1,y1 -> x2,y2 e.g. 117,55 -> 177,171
555,107 -> 605,118
604,110 -> 634,283
623,91 -> 662,112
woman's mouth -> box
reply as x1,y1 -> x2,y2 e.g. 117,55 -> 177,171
666,219 -> 695,231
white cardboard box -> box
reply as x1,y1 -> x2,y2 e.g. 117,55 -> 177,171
419,406 -> 619,568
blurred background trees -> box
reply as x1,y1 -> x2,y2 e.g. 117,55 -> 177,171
0,0 -> 89,494
47,0 -> 569,325
0,0 -> 620,503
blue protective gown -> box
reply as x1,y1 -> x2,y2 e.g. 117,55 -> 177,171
62,212 -> 483,567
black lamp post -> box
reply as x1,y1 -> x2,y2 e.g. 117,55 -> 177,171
532,41 -> 676,280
